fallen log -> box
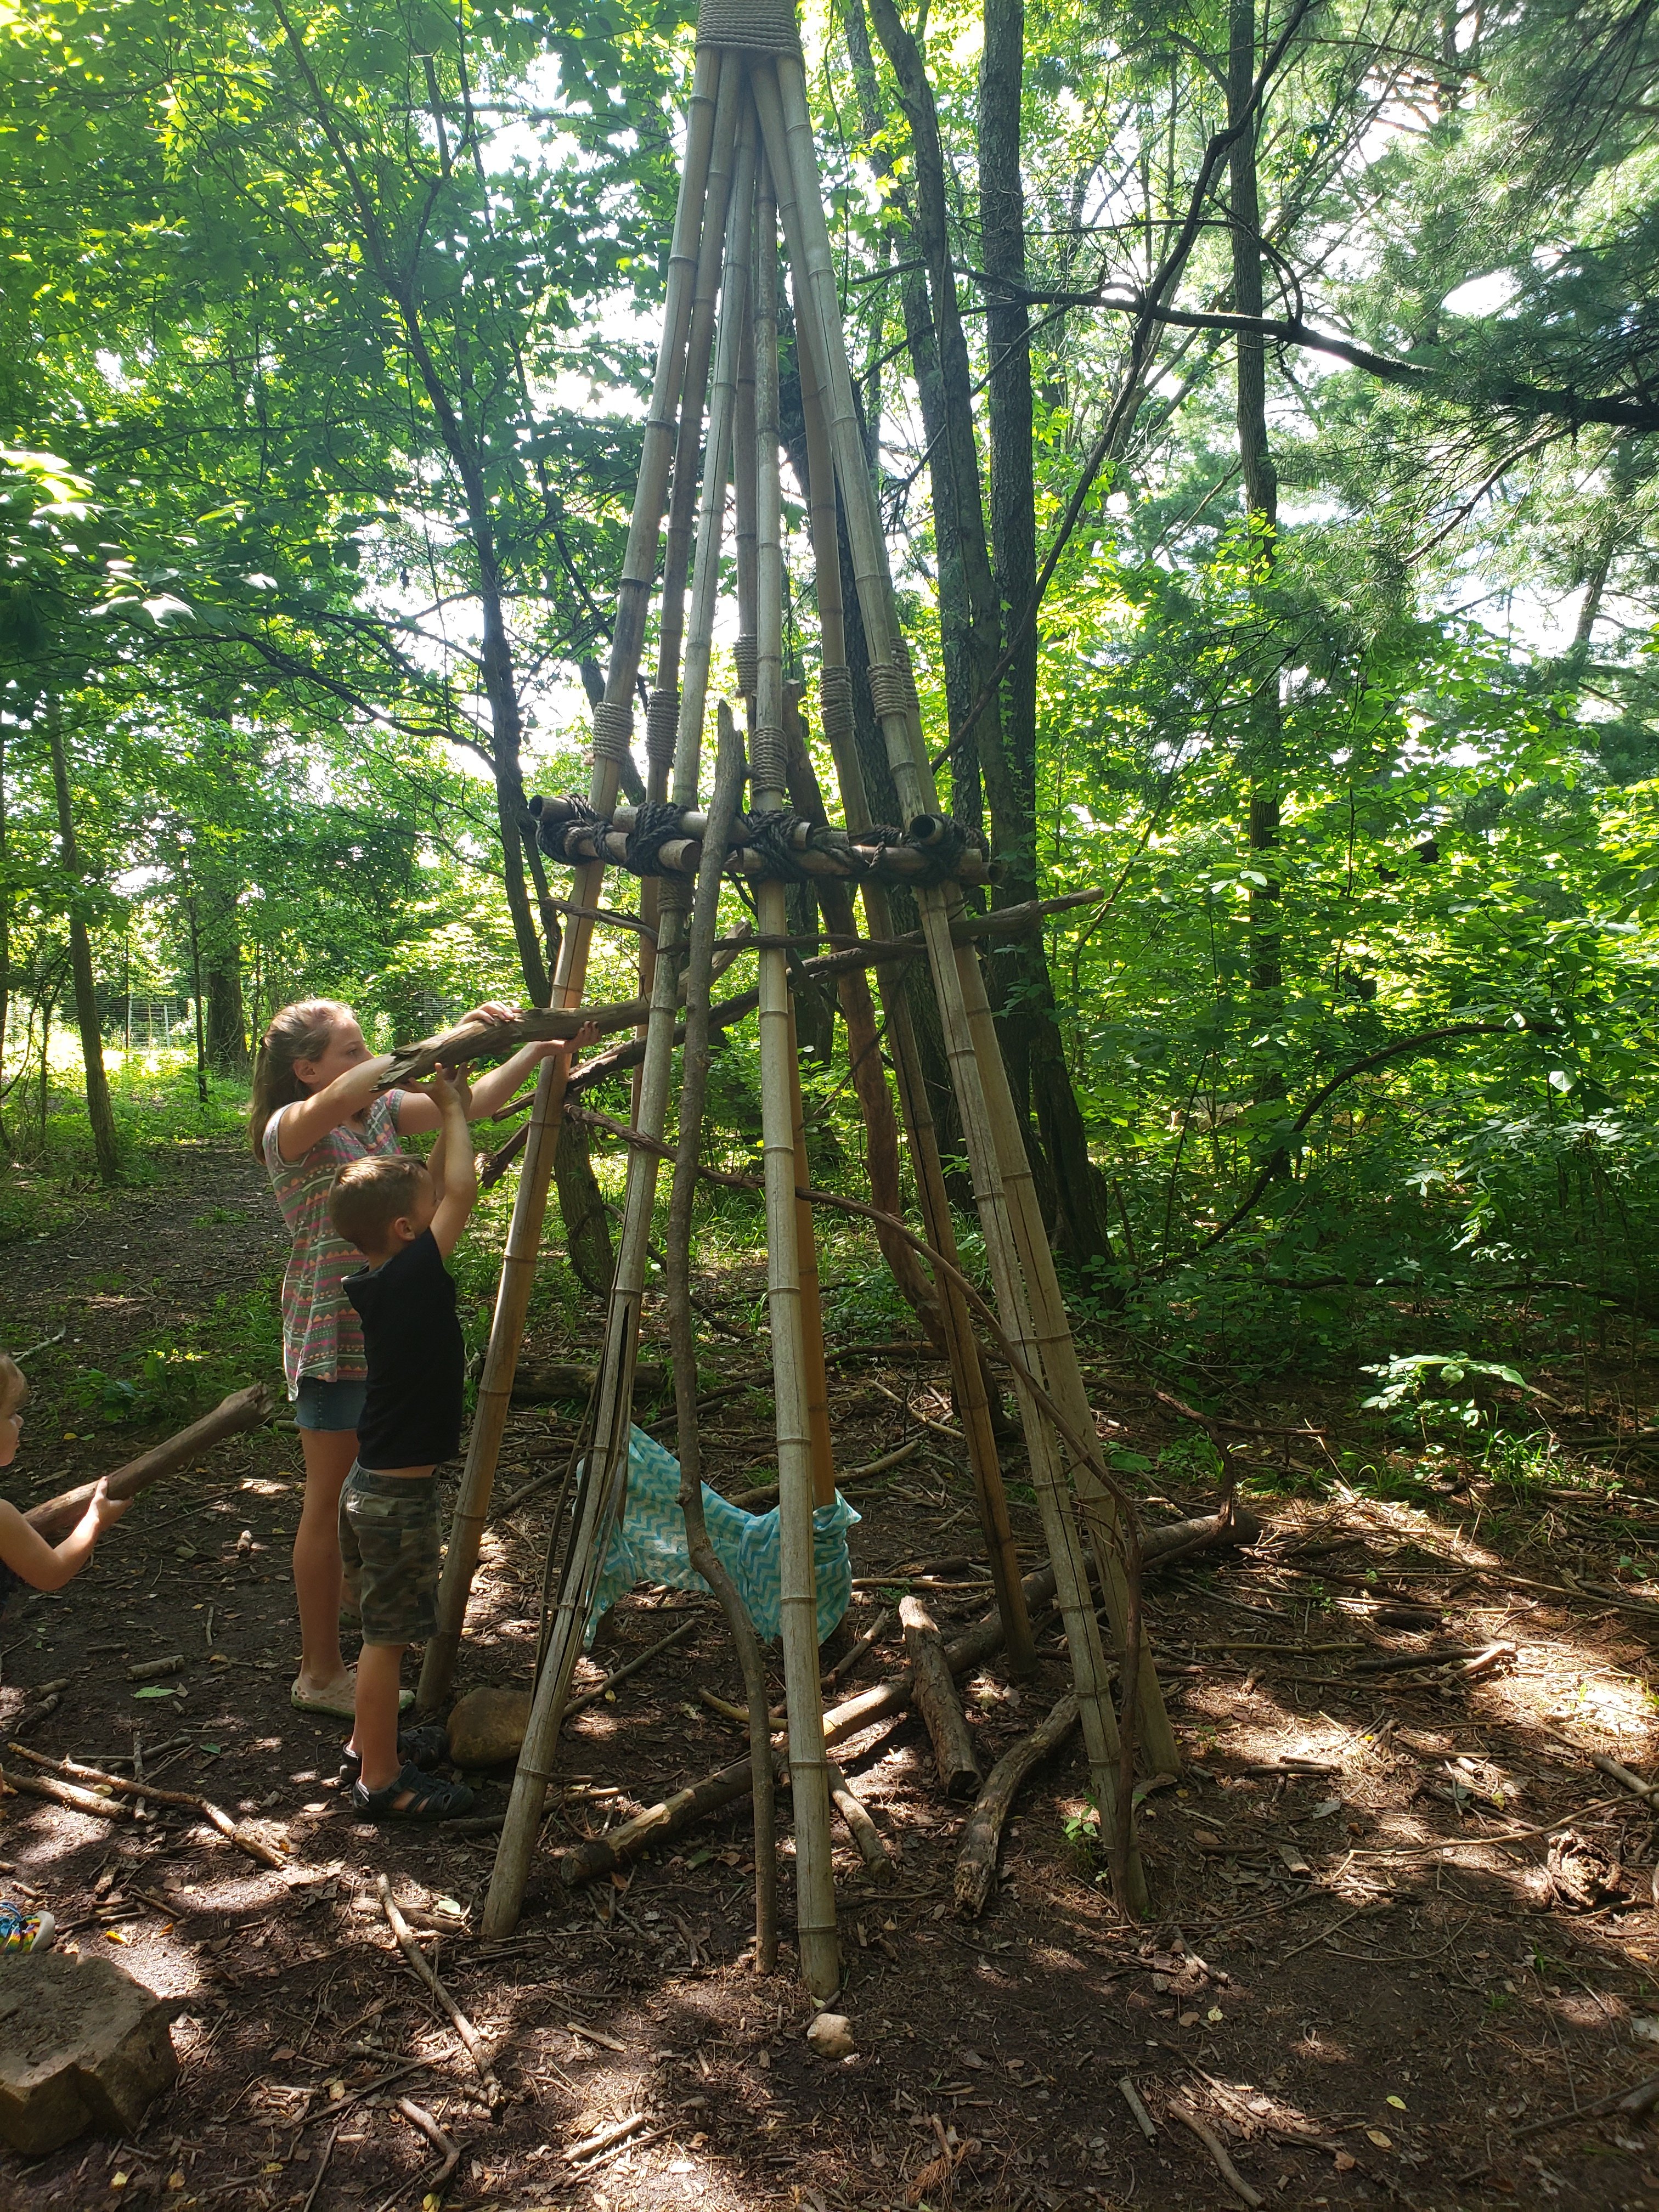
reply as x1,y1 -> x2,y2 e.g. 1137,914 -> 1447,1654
511,1360 -> 668,1408
25,1384 -> 273,1541
900,1595 -> 982,1799
827,1762 -> 898,1885
953,1692 -> 1081,1917
548,1509 -> 1262,1888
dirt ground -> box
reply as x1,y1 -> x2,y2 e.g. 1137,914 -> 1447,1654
4,1137 -> 1659,2212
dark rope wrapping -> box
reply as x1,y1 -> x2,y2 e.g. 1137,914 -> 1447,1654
901,814 -> 988,885
734,809 -> 815,884
531,793 -> 604,865
620,799 -> 690,878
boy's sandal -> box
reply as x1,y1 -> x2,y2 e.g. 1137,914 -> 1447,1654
291,1673 -> 415,1719
351,1764 -> 475,1822
337,1723 -> 449,1788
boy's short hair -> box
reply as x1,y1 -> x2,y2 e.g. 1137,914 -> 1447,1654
329,1156 -> 430,1250
0,1353 -> 26,1420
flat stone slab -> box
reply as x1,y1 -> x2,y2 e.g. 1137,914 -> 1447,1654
0,1950 -> 177,2154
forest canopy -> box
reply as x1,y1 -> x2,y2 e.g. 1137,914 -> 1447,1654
1,0 -> 1655,1387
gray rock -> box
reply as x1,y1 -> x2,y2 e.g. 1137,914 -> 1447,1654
447,1686 -> 532,1769
0,1950 -> 178,2154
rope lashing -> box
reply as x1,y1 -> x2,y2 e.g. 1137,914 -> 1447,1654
867,659 -> 911,723
695,0 -> 802,53
903,812 -> 989,885
620,800 -> 689,878
748,724 -> 791,799
893,634 -> 922,715
528,792 -> 604,865
590,698 -> 635,764
733,633 -> 759,697
527,794 -> 989,884
734,809 -> 815,884
818,663 -> 855,744
645,688 -> 680,770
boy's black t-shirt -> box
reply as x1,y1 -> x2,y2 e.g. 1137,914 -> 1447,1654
345,1229 -> 465,1470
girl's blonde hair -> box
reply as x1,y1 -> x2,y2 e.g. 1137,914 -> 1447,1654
0,1353 -> 27,1421
250,999 -> 353,1159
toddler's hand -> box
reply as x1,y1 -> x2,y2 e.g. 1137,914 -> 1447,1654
460,1001 -> 517,1029
537,1019 -> 600,1061
89,1478 -> 129,1533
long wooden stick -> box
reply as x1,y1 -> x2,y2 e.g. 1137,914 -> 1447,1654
418,45 -> 725,1720
784,105 -> 1033,1684
482,107 -> 758,1942
376,1875 -> 504,2108
667,700 -> 780,1971
4,1743 -> 286,1867
899,1595 -> 982,1798
758,51 -> 1170,1906
25,1384 -> 271,1539
751,145 -> 838,2003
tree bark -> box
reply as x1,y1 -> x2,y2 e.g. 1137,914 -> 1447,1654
1229,0 -> 1284,1024
974,0 -> 1121,1278
204,891 -> 249,1073
554,1115 -> 614,1296
46,703 -> 120,1183
0,725 -> 10,1160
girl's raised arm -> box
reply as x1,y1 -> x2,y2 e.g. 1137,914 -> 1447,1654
275,1053 -> 397,1163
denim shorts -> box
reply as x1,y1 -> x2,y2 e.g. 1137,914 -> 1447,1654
294,1374 -> 368,1432
338,1466 -> 439,1646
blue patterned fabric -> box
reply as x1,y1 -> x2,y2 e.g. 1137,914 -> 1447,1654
588,1425 -> 858,1644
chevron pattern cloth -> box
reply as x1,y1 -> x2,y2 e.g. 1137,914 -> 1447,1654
588,1425 -> 858,1644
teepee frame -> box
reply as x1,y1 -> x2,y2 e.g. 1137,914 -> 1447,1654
419,4 -> 1175,1981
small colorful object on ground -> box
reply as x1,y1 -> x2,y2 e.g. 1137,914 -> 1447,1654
0,1903 -> 54,1957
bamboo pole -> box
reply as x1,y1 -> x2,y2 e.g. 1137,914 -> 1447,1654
789,264 -> 1034,1677
665,702 -> 778,1970
419,48 -> 725,1716
482,104 -> 759,1940
750,152 -> 839,2001
753,53 -> 1164,1897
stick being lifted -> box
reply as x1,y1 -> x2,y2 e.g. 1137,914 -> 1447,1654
25,1384 -> 272,1541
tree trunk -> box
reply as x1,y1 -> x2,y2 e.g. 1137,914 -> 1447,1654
972,0 -> 1120,1278
0,725 -> 10,1160
183,869 -> 209,1104
554,1116 -> 614,1296
866,0 -> 1007,844
1229,0 -> 1284,1015
204,894 -> 249,1073
46,703 -> 120,1182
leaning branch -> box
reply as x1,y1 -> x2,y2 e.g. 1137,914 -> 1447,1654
1188,1019 -> 1544,1259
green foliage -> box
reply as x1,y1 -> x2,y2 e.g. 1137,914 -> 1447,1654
1359,1351 -> 1533,1437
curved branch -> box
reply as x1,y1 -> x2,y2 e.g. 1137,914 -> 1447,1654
1188,1018 -> 1546,1260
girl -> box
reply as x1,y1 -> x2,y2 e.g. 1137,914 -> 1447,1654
252,998 -> 588,1717
0,1348 -> 127,1951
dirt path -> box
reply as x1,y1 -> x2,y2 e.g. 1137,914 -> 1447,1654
1,1138 -> 1657,2209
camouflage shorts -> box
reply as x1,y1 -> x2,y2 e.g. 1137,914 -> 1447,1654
338,1466 -> 439,1647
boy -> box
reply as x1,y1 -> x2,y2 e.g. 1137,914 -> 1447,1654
327,1068 -> 476,1822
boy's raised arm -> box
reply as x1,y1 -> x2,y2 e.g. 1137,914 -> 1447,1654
427,1069 -> 478,1257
